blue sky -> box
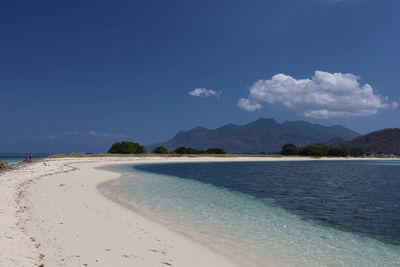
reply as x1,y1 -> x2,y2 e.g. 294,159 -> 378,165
1,0 -> 399,152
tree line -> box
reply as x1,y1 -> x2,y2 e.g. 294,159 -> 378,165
171,146 -> 226,154
281,143 -> 364,157
108,141 -> 226,155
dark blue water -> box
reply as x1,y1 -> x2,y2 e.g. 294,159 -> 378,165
0,153 -> 51,163
134,160 -> 400,246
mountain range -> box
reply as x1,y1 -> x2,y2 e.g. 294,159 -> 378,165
147,118 -> 360,153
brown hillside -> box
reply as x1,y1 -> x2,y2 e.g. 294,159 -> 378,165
344,128 -> 400,155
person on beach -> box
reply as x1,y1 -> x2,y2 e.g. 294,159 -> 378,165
29,153 -> 32,160
25,153 -> 29,160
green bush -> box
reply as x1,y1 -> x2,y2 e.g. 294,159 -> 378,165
307,143 -> 329,157
349,148 -> 364,157
152,146 -> 169,154
281,142 -> 357,157
205,148 -> 226,154
327,146 -> 348,157
108,141 -> 145,154
281,144 -> 298,155
172,146 -> 204,154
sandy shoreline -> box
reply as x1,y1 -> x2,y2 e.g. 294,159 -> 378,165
0,156 -> 397,266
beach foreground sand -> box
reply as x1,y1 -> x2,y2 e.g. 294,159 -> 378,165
0,156 -> 393,266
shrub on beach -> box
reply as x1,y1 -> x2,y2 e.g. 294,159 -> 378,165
172,146 -> 204,154
349,148 -> 364,157
152,146 -> 169,154
281,144 -> 298,155
108,141 -> 146,154
281,142 -> 355,157
327,146 -> 348,157
205,148 -> 226,154
302,143 -> 329,157
171,146 -> 226,154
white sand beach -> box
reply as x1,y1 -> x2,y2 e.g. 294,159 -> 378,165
0,156 -> 394,266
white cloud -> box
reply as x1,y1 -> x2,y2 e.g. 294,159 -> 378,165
238,71 -> 398,119
88,131 -> 126,139
189,88 -> 220,98
238,98 -> 262,111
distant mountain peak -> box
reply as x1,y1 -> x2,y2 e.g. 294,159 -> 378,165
249,117 -> 277,124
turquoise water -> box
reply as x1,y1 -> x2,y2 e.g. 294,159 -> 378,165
0,153 -> 51,163
106,161 -> 400,266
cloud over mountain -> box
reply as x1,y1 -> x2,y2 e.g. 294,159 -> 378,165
238,71 -> 398,119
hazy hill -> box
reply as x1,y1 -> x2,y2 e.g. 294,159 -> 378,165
339,128 -> 400,155
147,118 -> 360,153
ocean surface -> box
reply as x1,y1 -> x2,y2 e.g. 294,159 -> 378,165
106,161 -> 400,266
0,153 -> 51,163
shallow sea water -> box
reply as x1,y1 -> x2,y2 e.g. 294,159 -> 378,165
106,161 -> 400,266
0,153 -> 50,163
